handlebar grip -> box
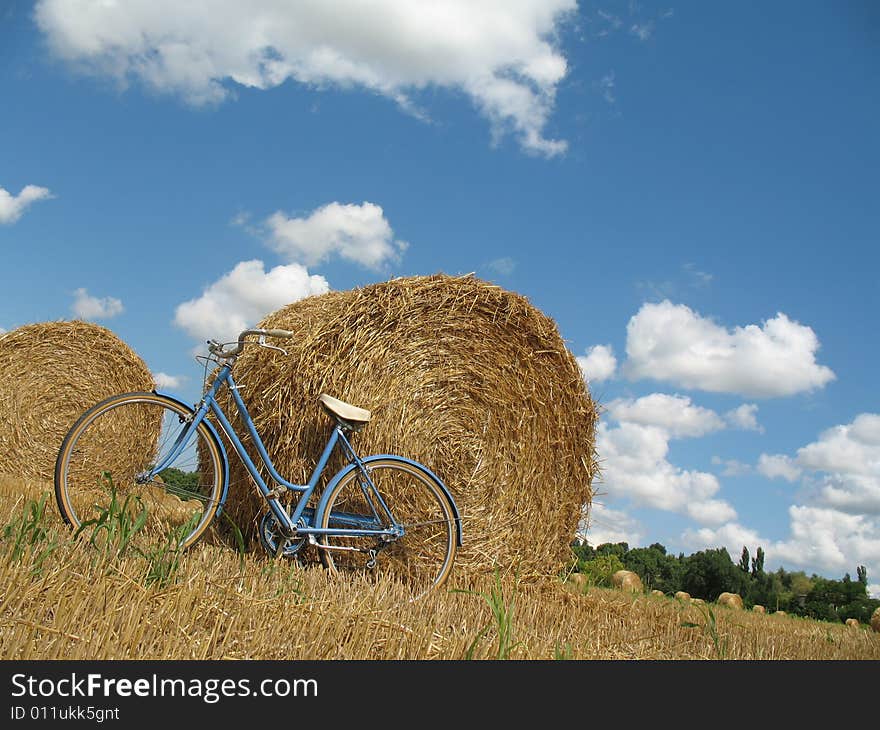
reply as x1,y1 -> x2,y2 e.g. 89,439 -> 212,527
264,329 -> 293,338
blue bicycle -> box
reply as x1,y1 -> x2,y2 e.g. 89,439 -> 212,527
54,328 -> 461,600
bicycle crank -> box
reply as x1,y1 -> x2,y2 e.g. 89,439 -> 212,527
259,511 -> 306,558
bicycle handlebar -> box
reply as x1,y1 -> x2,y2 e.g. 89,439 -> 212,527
207,328 -> 293,359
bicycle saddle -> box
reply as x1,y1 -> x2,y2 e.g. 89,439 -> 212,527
319,394 -> 372,427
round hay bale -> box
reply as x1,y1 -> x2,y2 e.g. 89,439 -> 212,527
0,321 -> 155,482
845,618 -> 859,628
752,605 -> 765,614
675,591 -> 691,603
774,610 -> 786,617
568,573 -> 588,590
611,569 -> 643,593
692,598 -> 705,605
717,592 -> 744,610
215,274 -> 599,577
872,607 -> 880,633
651,589 -> 664,597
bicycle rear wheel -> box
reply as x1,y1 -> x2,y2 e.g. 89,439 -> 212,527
318,458 -> 457,602
54,392 -> 225,554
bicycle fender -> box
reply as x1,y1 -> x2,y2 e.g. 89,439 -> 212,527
153,390 -> 231,514
315,454 -> 463,546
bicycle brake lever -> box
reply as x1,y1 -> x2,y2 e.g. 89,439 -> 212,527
257,335 -> 288,356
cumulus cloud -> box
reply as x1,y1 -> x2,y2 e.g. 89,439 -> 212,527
577,502 -> 644,548
725,403 -> 763,432
684,507 -> 880,592
607,393 -> 725,438
597,420 -> 736,525
174,259 -> 328,345
622,300 -> 835,398
266,202 -> 405,270
711,456 -> 752,477
35,0 -> 575,156
71,288 -> 124,320
759,414 -> 880,514
757,453 -> 802,482
153,372 -> 184,390
577,344 -> 617,383
0,184 -> 52,224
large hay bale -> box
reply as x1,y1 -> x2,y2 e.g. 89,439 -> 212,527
845,618 -> 859,628
752,605 -> 765,614
717,592 -> 744,610
872,607 -> 880,633
216,274 -> 598,577
0,321 -> 155,482
675,591 -> 691,603
611,569 -> 643,593
651,589 -> 664,597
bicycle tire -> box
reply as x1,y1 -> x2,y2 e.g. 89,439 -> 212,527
317,457 -> 457,601
54,392 -> 225,554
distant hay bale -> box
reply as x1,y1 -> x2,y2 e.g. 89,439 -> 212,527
0,321 -> 155,482
845,618 -> 859,628
611,570 -> 643,593
675,591 -> 691,603
651,589 -> 664,597
872,607 -> 880,633
752,605 -> 765,614
215,274 -> 599,577
717,592 -> 744,610
692,598 -> 705,605
774,610 -> 786,617
568,573 -> 588,590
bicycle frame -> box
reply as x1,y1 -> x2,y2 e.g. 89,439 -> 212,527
153,360 -> 400,542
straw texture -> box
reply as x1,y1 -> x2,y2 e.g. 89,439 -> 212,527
215,274 -> 599,577
0,321 -> 155,482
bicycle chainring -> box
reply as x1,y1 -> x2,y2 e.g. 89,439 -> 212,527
259,511 -> 306,558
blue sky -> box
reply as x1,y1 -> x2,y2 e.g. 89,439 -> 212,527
2,1 -> 878,594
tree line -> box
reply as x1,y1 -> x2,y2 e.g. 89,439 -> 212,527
571,541 -> 880,625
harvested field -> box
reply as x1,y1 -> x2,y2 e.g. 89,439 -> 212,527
213,274 -> 599,578
2,475 -> 879,661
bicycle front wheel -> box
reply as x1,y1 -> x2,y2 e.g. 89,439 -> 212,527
318,458 -> 457,602
54,392 -> 225,554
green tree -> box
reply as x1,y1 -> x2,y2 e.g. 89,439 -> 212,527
739,546 -> 750,573
624,544 -> 682,593
681,547 -> 746,601
578,554 -> 625,587
750,546 -> 765,576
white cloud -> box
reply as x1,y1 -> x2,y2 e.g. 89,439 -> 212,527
266,202 -> 405,270
153,372 -> 184,390
174,259 -> 328,345
623,300 -> 836,397
71,288 -> 124,320
35,0 -> 575,156
485,257 -> 516,276
577,344 -> 617,384
577,501 -> 644,548
607,393 -> 725,438
725,403 -> 763,432
596,421 -> 736,525
760,414 -> 880,514
711,456 -> 752,477
757,453 -> 802,482
685,507 -> 880,593
0,184 -> 52,224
